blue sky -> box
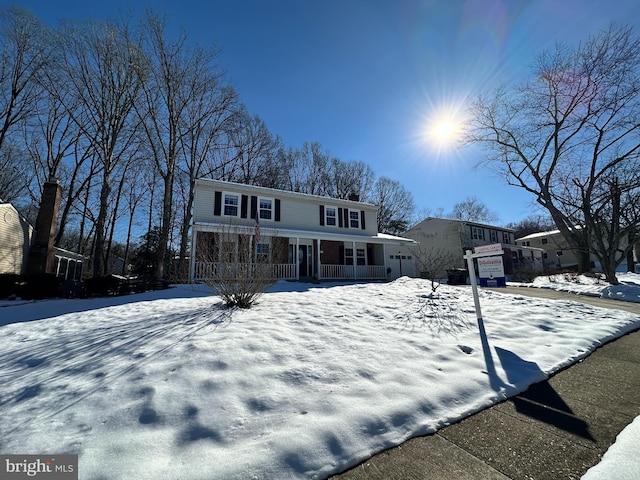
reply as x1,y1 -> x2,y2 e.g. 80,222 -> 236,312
10,0 -> 640,225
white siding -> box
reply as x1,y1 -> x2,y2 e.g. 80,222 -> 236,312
193,179 -> 378,236
0,204 -> 33,275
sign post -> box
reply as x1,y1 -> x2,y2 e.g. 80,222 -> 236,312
463,244 -> 504,322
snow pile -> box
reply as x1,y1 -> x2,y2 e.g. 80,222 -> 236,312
582,416 -> 640,480
1,278 -> 639,479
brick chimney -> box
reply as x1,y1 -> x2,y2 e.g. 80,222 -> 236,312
27,178 -> 62,275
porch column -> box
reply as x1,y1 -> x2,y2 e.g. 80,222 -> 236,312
317,239 -> 322,280
382,243 -> 387,280
189,226 -> 197,283
296,237 -> 300,280
352,241 -> 357,280
249,234 -> 254,277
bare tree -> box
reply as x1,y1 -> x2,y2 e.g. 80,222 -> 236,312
369,176 -> 416,235
196,223 -> 286,308
120,159 -> 150,275
0,7 -> 52,204
0,7 -> 49,152
138,12 -> 207,277
57,18 -> 147,277
224,109 -> 280,185
412,244 -> 458,293
327,158 -> 375,201
175,85 -> 239,278
467,24 -> 640,284
448,196 -> 498,223
298,141 -> 332,196
0,141 -> 29,202
506,214 -> 555,239
25,64 -> 95,248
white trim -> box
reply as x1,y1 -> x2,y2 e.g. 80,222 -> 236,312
258,196 -> 274,221
296,237 -> 300,280
324,205 -> 338,226
317,238 -> 322,280
189,226 -> 197,282
222,191 -> 240,218
348,209 -> 360,229
352,240 -> 357,279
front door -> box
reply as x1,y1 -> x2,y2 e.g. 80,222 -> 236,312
298,245 -> 313,277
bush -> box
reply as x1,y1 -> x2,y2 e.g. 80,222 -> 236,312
197,226 -> 283,309
0,273 -> 21,299
84,274 -> 171,297
20,273 -> 63,300
509,267 -> 539,283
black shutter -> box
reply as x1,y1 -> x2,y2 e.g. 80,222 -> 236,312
338,208 -> 343,228
343,208 -> 349,228
250,196 -> 257,219
214,191 -> 222,216
241,195 -> 248,218
275,199 -> 281,221
319,205 -> 325,226
339,245 -> 344,264
360,210 -> 366,230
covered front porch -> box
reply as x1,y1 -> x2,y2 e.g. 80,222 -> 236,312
189,224 -> 414,283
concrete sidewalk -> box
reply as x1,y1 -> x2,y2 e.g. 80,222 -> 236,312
331,287 -> 640,480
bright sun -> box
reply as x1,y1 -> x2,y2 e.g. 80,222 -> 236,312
422,102 -> 466,153
433,120 -> 456,142
427,115 -> 460,148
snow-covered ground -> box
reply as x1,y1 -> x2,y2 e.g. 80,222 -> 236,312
1,274 -> 639,479
510,271 -> 640,303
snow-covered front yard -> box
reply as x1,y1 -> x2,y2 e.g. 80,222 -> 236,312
1,274 -> 639,479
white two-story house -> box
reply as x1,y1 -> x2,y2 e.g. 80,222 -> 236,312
189,179 -> 417,283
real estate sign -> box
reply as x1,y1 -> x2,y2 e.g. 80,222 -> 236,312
474,243 -> 502,254
477,255 -> 506,287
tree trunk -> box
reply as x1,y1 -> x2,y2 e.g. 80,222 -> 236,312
156,168 -> 174,279
627,229 -> 638,273
177,179 -> 196,281
576,245 -> 592,274
601,262 -> 620,285
93,171 -> 111,278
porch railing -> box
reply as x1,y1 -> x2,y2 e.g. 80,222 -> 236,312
194,262 -> 296,281
321,264 -> 386,280
194,262 -> 387,281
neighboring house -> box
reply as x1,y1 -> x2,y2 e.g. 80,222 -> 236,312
517,228 -> 640,273
516,229 -> 604,271
0,202 -> 34,275
52,247 -> 86,281
1,187 -> 86,279
404,217 -> 545,277
189,179 -> 417,282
